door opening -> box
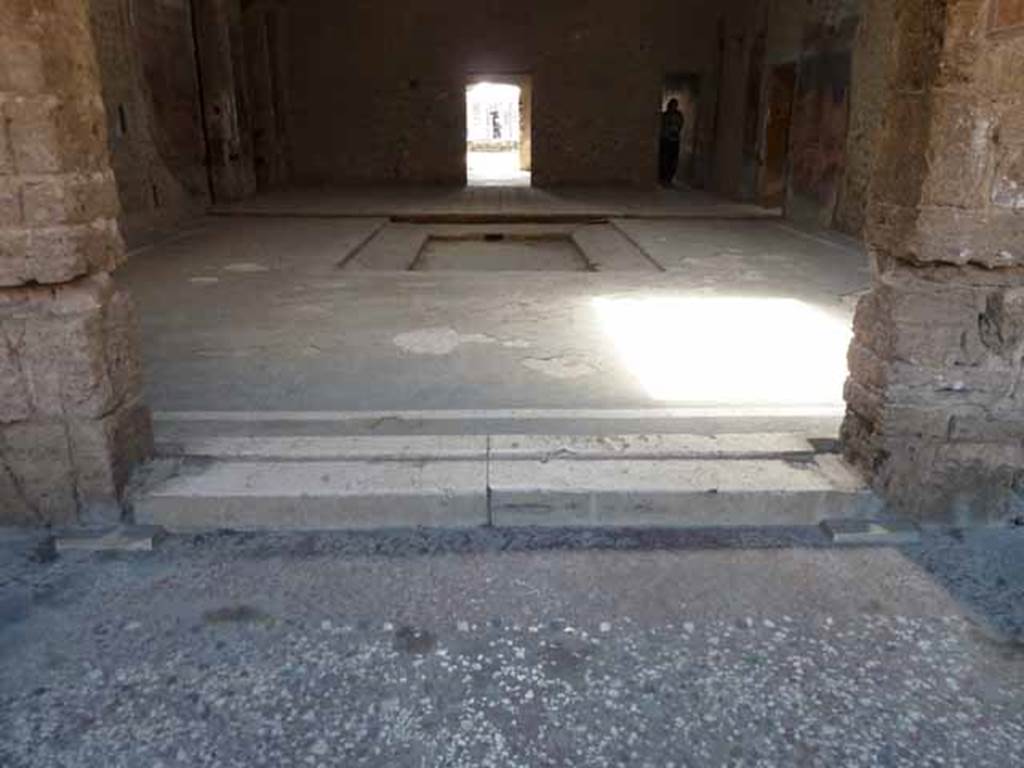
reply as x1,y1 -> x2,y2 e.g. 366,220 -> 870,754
660,74 -> 701,187
466,76 -> 532,187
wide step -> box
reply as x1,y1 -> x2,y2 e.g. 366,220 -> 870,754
132,431 -> 881,531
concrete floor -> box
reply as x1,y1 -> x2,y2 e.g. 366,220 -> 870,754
2,526 -> 1023,766
119,207 -> 868,416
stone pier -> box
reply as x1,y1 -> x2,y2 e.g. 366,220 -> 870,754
843,0 -> 1024,522
0,0 -> 151,525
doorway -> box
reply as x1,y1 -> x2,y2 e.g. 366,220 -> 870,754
466,75 -> 532,187
660,74 -> 701,186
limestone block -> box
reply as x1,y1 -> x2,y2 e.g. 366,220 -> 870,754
948,409 -> 1024,442
886,3 -> 945,92
979,287 -> 1024,355
0,35 -> 45,93
0,219 -> 123,286
978,37 -> 1024,98
0,421 -> 77,525
20,171 -> 120,227
3,95 -> 62,174
0,176 -> 21,228
0,331 -> 31,422
68,398 -> 152,523
103,287 -> 145,407
879,439 -> 1024,524
0,120 -> 11,174
920,94 -> 996,210
933,0 -> 988,88
991,144 -> 1024,211
868,93 -> 931,209
0,274 -> 142,421
2,94 -> 110,175
850,281 -> 988,367
871,203 -> 1024,267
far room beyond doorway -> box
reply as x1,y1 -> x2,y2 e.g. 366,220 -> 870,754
466,77 -> 532,187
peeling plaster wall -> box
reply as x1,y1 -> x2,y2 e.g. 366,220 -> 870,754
718,0 -> 895,236
88,0 -> 211,245
281,0 -> 735,187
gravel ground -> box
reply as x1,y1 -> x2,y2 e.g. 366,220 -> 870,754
1,525 -> 1023,767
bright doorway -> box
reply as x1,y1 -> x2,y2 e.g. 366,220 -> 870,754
466,76 -> 532,187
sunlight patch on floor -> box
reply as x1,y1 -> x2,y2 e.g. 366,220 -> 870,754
592,296 -> 852,405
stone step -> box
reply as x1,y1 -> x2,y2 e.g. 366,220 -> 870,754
133,459 -> 487,532
154,433 -> 823,462
153,407 -> 845,439
489,455 -> 879,527
131,437 -> 881,531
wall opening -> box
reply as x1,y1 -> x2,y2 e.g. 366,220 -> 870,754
466,76 -> 532,187
661,74 -> 701,187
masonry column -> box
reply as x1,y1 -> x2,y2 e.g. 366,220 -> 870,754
0,0 -> 152,525
843,0 -> 1024,522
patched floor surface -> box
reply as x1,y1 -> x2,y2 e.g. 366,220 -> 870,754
1,526 -> 1023,767
118,212 -> 867,413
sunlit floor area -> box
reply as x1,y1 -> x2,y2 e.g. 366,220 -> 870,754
467,150 -> 531,187
119,212 -> 867,415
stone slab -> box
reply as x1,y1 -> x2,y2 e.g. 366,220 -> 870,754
155,435 -> 489,461
490,457 -> 882,527
489,433 -> 818,461
342,224 -> 427,271
820,518 -> 922,545
573,223 -> 660,271
55,525 -> 164,552
133,460 -> 488,531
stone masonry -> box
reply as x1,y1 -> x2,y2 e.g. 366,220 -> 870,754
0,0 -> 151,525
843,0 -> 1024,522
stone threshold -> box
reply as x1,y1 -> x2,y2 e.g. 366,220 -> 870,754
131,424 -> 881,532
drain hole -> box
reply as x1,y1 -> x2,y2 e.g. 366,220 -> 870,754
484,233 -> 505,242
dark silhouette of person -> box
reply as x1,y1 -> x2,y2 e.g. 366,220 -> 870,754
659,99 -> 684,186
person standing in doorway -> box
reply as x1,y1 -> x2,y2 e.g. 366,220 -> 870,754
659,98 -> 684,186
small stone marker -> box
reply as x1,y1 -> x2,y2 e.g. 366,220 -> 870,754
820,518 -> 920,545
55,526 -> 164,553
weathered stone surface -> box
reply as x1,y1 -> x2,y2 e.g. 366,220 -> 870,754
0,278 -> 152,524
844,0 -> 1024,521
0,422 -> 77,526
0,0 -> 152,526
68,398 -> 153,524
0,280 -> 153,521
0,220 -> 123,286
0,399 -> 152,526
845,261 -> 1024,520
0,275 -> 143,422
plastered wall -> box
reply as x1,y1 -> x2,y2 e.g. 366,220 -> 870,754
282,0 -> 733,186
88,0 -> 211,244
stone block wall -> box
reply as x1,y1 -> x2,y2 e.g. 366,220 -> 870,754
843,0 -> 1024,522
0,0 -> 151,526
